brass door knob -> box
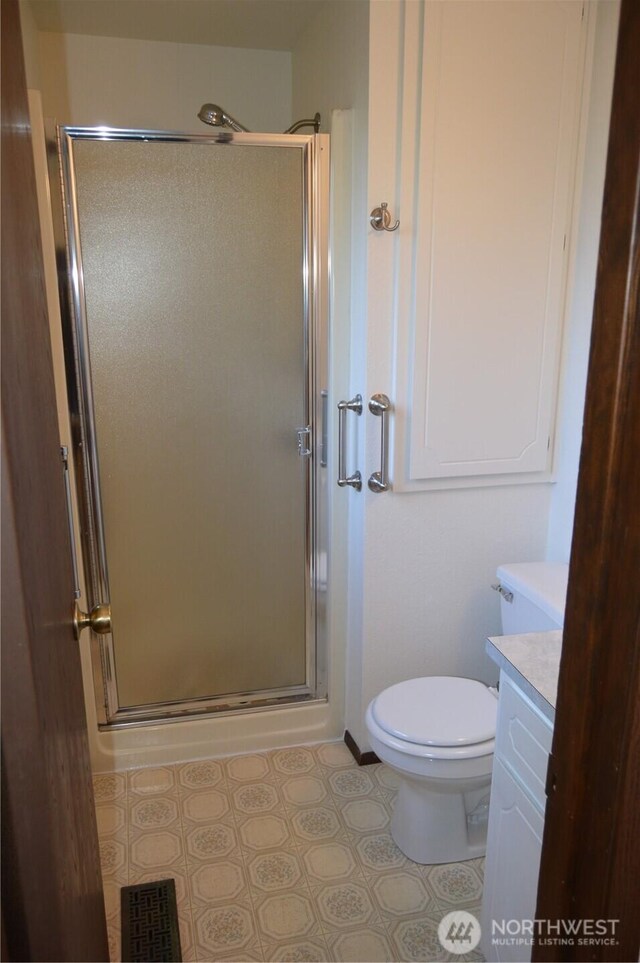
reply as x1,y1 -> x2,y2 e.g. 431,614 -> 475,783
74,601 -> 111,640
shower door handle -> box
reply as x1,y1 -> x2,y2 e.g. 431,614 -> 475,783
368,393 -> 391,493
296,426 -> 312,457
337,395 -> 362,491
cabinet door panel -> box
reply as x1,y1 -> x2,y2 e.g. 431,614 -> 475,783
481,758 -> 545,962
496,673 -> 553,810
409,1 -> 585,482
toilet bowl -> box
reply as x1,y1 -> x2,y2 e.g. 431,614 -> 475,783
365,561 -> 569,866
365,676 -> 498,864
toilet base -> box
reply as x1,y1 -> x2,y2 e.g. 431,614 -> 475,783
391,777 -> 489,864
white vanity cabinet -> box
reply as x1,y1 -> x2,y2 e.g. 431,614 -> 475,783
480,672 -> 553,962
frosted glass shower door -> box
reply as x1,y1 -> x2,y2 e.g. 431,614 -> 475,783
60,131 -> 324,720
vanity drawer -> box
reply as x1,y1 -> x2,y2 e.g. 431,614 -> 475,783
494,672 -> 553,811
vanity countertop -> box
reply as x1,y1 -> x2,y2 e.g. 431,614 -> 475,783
486,630 -> 562,723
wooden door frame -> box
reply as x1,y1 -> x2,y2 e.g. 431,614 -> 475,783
534,0 -> 639,959
1,0 -> 109,959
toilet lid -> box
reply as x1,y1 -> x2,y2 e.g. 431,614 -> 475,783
371,676 -> 497,747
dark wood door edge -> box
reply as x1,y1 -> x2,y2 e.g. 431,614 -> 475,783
533,0 -> 640,959
344,730 -> 381,767
1,1 -> 109,958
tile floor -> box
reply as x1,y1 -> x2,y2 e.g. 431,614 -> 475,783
94,741 -> 485,963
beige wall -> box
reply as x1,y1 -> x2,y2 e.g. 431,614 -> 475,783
292,0 -> 368,137
37,30 -> 292,132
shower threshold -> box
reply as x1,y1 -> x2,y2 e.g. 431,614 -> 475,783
99,691 -> 327,731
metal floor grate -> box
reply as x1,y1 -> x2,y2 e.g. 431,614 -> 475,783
121,878 -> 182,962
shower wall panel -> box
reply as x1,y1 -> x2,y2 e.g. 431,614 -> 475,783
71,139 -> 307,708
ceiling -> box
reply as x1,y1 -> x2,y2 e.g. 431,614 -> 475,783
29,0 -> 327,52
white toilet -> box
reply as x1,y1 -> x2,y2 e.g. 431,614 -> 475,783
365,561 -> 568,865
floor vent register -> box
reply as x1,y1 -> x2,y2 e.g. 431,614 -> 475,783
121,878 -> 182,962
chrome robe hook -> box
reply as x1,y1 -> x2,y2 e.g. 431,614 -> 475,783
370,202 -> 400,232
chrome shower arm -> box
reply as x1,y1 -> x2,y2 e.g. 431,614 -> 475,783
284,113 -> 321,135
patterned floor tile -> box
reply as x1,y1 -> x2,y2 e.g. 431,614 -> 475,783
180,786 -> 232,824
356,831 -> 410,874
128,766 -> 178,797
177,913 -> 197,963
428,861 -> 483,906
225,753 -> 273,785
189,858 -> 251,906
467,856 -> 485,883
184,817 -> 242,863
327,767 -> 378,800
193,900 -> 262,958
313,879 -> 382,932
389,911 -> 451,962
325,923 -> 394,962
202,950 -> 263,963
99,835 -> 128,885
129,793 -> 181,833
371,762 -> 401,795
232,781 -> 282,816
269,746 -> 317,779
246,850 -> 305,893
369,867 -> 438,925
301,840 -> 362,885
94,743 -> 488,963
94,772 -> 127,804
280,773 -> 333,811
177,759 -> 225,793
237,811 -> 298,855
262,936 -> 329,962
129,828 -> 185,874
290,805 -> 347,847
313,742 -> 356,772
107,924 -> 121,963
95,801 -> 128,840
252,886 -> 324,945
102,877 -> 121,924
338,797 -> 391,835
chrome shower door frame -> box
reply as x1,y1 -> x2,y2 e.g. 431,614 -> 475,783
53,126 -> 329,728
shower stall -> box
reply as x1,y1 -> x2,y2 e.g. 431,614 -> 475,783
53,125 -> 329,728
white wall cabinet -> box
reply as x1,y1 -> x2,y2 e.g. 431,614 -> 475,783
480,673 -> 553,962
391,1 -> 591,491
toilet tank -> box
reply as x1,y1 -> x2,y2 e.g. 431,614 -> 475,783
495,562 -> 569,634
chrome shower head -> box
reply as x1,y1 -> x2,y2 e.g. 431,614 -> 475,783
198,103 -> 224,126
197,103 -> 249,133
